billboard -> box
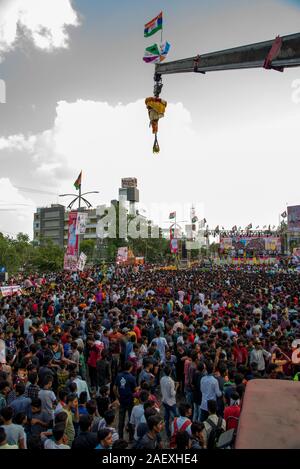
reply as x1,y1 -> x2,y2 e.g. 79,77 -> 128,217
220,236 -> 281,252
121,178 -> 137,188
288,205 -> 300,233
67,212 -> 79,256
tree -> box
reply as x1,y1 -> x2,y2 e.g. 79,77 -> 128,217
30,239 -> 64,272
80,239 -> 96,261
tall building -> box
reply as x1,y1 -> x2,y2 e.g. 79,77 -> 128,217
118,177 -> 139,216
33,204 -> 102,249
33,204 -> 65,247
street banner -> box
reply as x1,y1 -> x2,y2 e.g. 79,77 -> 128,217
76,212 -> 88,235
77,252 -> 87,271
64,254 -> 78,271
67,211 -> 79,256
170,238 -> 179,254
0,285 -> 22,297
288,205 -> 300,232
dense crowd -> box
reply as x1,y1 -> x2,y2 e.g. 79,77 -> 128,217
0,263 -> 300,450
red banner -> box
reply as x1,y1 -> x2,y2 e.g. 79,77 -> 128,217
67,212 -> 79,256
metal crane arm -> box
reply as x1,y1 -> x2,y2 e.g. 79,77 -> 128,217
155,32 -> 300,76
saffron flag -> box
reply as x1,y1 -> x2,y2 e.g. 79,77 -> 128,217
144,12 -> 163,38
74,171 -> 82,190
169,212 -> 176,219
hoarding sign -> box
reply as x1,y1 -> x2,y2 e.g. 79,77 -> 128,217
288,205 -> 300,232
121,178 -> 137,188
220,236 -> 281,252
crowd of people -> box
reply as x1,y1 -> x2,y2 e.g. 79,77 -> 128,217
0,263 -> 300,450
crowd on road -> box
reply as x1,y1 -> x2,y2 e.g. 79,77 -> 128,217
0,263 -> 300,450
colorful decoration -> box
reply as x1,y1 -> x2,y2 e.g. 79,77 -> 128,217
143,41 -> 171,63
145,97 -> 167,154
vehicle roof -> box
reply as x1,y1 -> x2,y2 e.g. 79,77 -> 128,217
235,379 -> 300,449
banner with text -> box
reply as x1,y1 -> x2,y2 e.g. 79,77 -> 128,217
77,252 -> 87,271
67,211 -> 79,256
76,212 -> 88,235
0,285 -> 22,297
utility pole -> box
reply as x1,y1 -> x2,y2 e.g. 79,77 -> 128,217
59,183 -> 99,260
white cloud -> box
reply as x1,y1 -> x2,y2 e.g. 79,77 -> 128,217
0,178 -> 35,237
0,0 -> 79,60
1,97 -> 300,238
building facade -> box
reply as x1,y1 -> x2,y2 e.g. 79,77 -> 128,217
33,204 -> 104,249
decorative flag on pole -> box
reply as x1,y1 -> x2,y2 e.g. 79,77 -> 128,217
159,41 -> 170,60
74,171 -> 82,190
143,43 -> 161,63
143,42 -> 171,63
192,216 -> 198,223
281,211 -> 287,218
169,212 -> 176,220
144,12 -> 163,37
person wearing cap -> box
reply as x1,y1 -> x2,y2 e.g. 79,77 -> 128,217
249,340 -> 271,375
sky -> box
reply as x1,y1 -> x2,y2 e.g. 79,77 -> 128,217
0,0 -> 300,237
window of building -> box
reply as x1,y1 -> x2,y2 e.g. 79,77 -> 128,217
44,211 -> 60,219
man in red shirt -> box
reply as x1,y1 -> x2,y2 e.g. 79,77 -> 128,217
232,339 -> 248,366
224,391 -> 241,431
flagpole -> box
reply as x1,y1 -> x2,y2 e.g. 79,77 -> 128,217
78,181 -> 81,259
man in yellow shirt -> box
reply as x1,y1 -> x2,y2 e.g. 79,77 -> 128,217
63,393 -> 79,446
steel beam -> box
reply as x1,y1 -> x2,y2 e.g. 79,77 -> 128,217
155,32 -> 300,75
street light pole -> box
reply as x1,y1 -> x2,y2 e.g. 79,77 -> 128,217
59,188 -> 100,260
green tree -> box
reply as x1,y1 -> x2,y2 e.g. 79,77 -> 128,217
80,239 -> 96,261
31,239 -> 64,272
